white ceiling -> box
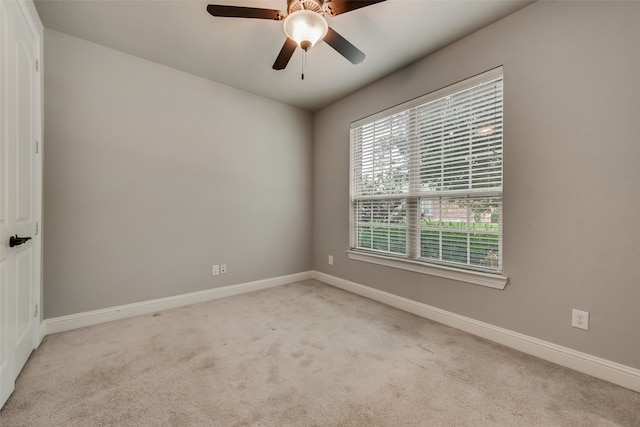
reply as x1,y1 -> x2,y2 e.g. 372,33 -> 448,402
34,0 -> 532,111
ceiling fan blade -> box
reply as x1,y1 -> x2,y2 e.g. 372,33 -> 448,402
273,38 -> 298,70
206,4 -> 284,20
324,0 -> 386,16
323,27 -> 365,64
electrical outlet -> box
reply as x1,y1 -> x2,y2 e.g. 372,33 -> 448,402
221,264 -> 227,274
328,255 -> 333,265
572,309 -> 589,330
212,265 -> 220,276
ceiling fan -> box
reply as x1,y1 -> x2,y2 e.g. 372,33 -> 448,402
206,0 -> 387,72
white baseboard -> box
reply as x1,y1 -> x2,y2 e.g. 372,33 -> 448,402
312,270 -> 640,393
43,271 -> 312,336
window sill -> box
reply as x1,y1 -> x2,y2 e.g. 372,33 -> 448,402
346,250 -> 508,290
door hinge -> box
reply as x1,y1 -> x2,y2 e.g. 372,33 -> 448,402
35,140 -> 39,154
34,304 -> 38,317
35,60 -> 39,72
35,222 -> 39,236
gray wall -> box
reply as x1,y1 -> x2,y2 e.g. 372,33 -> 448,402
44,30 -> 313,318
313,1 -> 640,369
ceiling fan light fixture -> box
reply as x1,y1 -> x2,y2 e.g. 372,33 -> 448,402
283,10 -> 328,51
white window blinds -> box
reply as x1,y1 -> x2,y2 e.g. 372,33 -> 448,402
350,68 -> 503,272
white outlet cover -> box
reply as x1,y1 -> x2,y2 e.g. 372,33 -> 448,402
212,265 -> 220,276
572,309 -> 589,330
328,255 -> 334,265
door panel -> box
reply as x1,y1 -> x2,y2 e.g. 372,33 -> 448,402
16,251 -> 33,338
0,259 -> 12,406
16,38 -> 33,223
0,0 -> 7,265
15,249 -> 33,375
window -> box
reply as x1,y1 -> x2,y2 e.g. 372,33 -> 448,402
350,68 -> 505,286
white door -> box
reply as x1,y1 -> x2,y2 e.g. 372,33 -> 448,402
0,0 -> 42,409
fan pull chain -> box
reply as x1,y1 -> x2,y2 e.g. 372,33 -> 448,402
301,49 -> 306,80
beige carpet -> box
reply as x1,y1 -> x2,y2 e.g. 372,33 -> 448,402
1,280 -> 639,426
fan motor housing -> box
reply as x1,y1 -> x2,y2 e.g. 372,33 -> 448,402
287,0 -> 324,15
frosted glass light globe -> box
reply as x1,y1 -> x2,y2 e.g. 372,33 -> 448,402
283,10 -> 328,51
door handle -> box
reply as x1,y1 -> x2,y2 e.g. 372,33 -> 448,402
9,235 -> 31,247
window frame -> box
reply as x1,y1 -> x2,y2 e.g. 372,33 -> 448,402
348,67 -> 508,289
